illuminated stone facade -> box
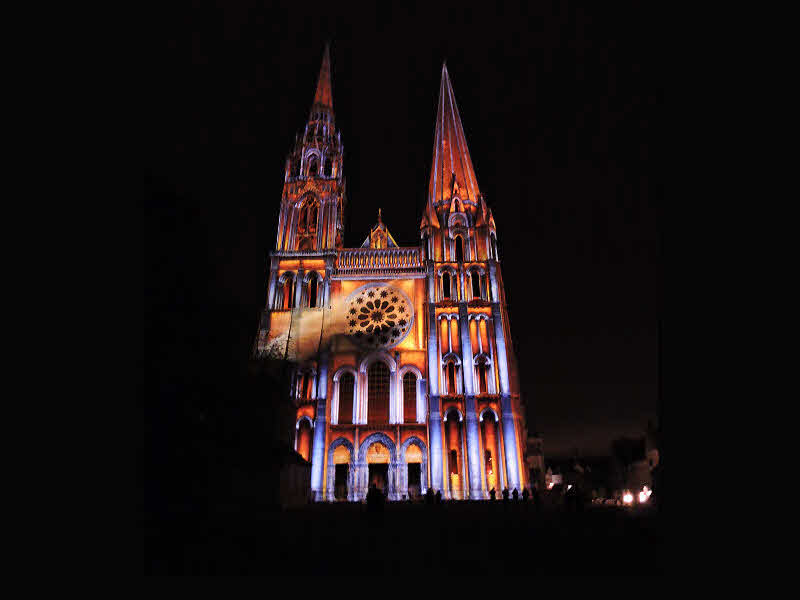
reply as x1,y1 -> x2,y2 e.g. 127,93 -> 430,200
254,46 -> 528,501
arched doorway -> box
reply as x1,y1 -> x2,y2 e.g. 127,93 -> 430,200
400,437 -> 428,500
357,432 -> 398,500
326,438 -> 355,501
366,442 -> 390,492
481,411 -> 502,494
444,409 -> 466,499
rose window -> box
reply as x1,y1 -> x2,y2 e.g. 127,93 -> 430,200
344,285 -> 414,349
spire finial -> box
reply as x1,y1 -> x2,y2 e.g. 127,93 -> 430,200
378,207 -> 382,224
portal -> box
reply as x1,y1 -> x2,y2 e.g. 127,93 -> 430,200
407,463 -> 421,498
334,464 -> 349,500
368,464 -> 389,492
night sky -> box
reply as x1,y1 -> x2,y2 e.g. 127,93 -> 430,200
146,2 -> 661,459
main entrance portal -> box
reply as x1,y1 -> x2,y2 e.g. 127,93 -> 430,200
366,441 -> 390,493
368,464 -> 389,491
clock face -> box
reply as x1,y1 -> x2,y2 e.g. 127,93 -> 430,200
344,284 -> 414,349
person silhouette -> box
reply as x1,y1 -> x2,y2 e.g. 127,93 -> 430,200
425,487 -> 434,505
435,490 -> 442,504
522,488 -> 530,502
502,487 -> 509,502
512,488 -> 519,501
489,488 -> 496,501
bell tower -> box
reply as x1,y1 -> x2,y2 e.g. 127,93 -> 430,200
421,63 -> 524,498
275,44 -> 346,253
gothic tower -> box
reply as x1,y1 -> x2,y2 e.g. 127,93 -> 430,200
276,44 -> 345,256
421,64 -> 524,497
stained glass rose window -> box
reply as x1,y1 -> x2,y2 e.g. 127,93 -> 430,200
344,285 -> 414,349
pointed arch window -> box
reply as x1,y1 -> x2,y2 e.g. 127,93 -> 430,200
476,360 -> 488,394
307,156 -> 318,177
455,236 -> 464,262
442,272 -> 451,299
403,372 -> 417,423
338,373 -> 354,425
471,270 -> 481,299
447,362 -> 456,395
367,361 -> 390,424
280,274 -> 296,310
308,275 -> 318,308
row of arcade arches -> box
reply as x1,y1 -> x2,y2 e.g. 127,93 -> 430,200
302,405 -> 508,501
272,270 -> 325,310
325,434 -> 428,501
331,356 -> 425,425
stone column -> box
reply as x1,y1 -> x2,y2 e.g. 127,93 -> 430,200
459,305 -> 482,498
491,302 -> 519,491
294,268 -> 305,309
323,264 -> 332,307
428,394 -> 443,493
310,352 -> 329,501
266,256 -> 279,309
488,260 -> 500,304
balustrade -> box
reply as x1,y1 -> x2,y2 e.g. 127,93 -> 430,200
335,247 -> 423,274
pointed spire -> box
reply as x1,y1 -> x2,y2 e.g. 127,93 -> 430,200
428,63 -> 481,209
311,43 -> 334,117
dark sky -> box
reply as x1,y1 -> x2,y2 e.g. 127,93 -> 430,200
146,1 -> 661,459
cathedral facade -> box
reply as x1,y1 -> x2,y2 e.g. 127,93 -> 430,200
255,46 -> 528,501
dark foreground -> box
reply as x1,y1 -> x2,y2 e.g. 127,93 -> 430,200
144,501 -> 663,575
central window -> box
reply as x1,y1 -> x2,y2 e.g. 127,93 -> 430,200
403,372 -> 417,422
367,361 -> 390,424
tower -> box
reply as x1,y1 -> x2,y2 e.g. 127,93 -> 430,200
421,64 -> 523,498
254,51 -> 527,503
275,44 -> 345,257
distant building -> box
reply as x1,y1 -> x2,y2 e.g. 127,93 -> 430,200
526,435 -> 545,490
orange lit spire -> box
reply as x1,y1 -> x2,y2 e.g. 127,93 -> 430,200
311,43 -> 334,117
428,63 -> 481,209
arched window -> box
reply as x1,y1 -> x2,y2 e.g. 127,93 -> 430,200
455,236 -> 464,262
296,420 -> 312,462
476,360 -> 488,394
491,234 -> 498,260
308,156 -> 318,177
403,372 -> 417,423
442,272 -> 451,299
298,372 -> 312,399
471,270 -> 481,299
367,361 -> 390,424
307,203 -> 317,232
338,373 -> 354,424
281,275 -> 295,309
308,275 -> 318,308
447,362 -> 456,395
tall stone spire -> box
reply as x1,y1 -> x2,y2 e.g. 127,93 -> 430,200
311,43 -> 334,119
428,63 -> 481,209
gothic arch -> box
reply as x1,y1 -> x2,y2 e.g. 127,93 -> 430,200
331,366 -> 358,425
326,437 -> 356,501
358,351 -> 398,424
400,436 -> 429,497
443,407 -> 464,422
295,415 -> 314,429
479,406 -> 500,422
357,432 -> 399,500
398,365 -> 424,423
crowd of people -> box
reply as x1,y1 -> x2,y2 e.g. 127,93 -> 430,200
365,483 -> 554,512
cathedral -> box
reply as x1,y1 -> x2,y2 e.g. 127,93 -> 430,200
254,45 -> 528,501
